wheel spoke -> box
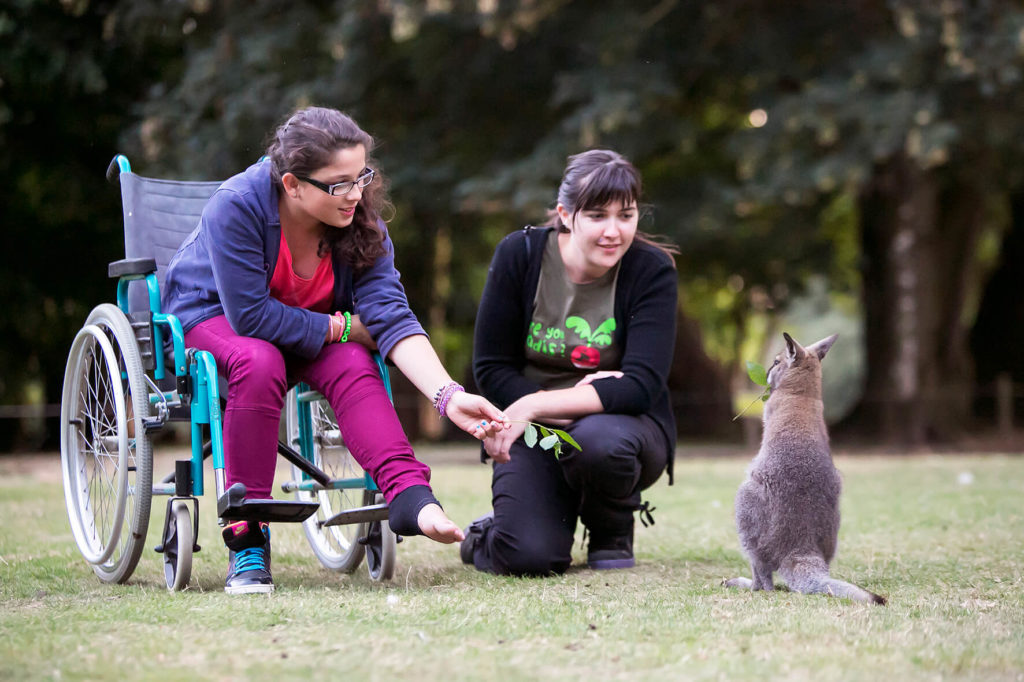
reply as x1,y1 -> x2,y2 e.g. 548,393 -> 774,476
309,402 -> 362,553
287,391 -> 367,571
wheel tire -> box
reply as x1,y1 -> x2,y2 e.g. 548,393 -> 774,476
164,500 -> 193,591
285,390 -> 366,573
61,304 -> 153,584
364,492 -> 396,582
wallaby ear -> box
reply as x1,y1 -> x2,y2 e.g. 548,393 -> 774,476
807,333 -> 838,361
782,332 -> 806,361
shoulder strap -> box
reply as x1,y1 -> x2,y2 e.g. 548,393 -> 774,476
522,225 -> 534,260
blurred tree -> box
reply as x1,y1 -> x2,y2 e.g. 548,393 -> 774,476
456,0 -> 854,435
725,0 -> 1024,443
0,0 -> 186,450
116,0 -> 570,438
6,0 -> 1024,449
453,0 -> 1024,443
971,193 -> 1024,425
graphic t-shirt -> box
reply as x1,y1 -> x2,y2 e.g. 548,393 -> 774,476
523,231 -> 621,389
268,231 -> 334,313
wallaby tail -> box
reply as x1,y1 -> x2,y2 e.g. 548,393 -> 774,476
781,556 -> 886,605
815,577 -> 887,605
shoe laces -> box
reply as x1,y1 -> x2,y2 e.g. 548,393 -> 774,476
638,500 -> 657,527
234,545 -> 267,573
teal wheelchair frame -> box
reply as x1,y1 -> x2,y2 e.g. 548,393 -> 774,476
59,155 -> 397,590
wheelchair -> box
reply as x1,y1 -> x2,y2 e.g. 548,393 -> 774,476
59,155 -> 398,591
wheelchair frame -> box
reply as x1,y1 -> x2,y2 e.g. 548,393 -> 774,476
59,155 -> 398,591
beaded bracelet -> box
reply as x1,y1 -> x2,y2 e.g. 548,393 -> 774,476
437,384 -> 464,418
431,381 -> 452,408
432,381 -> 465,418
340,311 -> 352,343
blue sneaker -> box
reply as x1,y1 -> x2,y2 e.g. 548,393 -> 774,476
223,521 -> 273,594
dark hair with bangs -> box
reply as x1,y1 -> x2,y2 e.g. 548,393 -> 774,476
545,149 -> 679,263
266,107 -> 390,271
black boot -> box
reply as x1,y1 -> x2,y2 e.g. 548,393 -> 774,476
586,520 -> 635,570
459,512 -> 494,565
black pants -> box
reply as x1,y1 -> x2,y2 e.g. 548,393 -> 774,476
469,413 -> 669,576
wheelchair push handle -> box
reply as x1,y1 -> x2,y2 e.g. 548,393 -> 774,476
106,155 -> 132,182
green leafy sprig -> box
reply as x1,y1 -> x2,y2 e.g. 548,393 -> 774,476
519,421 -> 582,458
732,361 -> 771,421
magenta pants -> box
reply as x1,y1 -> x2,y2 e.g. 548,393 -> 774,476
184,315 -> 430,501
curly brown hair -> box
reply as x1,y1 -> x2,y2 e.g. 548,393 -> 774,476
266,107 -> 391,271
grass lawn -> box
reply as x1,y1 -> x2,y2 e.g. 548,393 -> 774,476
0,448 -> 1022,681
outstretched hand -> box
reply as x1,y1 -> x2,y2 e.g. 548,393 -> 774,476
481,395 -> 536,463
444,390 -> 510,440
482,419 -> 527,464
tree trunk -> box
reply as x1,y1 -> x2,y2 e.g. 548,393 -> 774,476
970,193 -> 1024,424
417,219 -> 452,441
849,153 -> 982,444
668,309 -> 734,439
388,208 -> 450,443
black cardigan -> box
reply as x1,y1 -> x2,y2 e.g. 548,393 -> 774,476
473,226 -> 678,482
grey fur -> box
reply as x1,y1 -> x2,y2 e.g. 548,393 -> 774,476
724,332 -> 886,605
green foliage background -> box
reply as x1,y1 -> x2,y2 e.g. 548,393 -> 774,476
3,0 -> 1024,449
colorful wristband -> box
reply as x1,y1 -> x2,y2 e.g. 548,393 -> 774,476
432,381 -> 465,418
340,311 -> 352,343
330,312 -> 343,343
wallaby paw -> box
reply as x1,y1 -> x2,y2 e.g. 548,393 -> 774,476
723,577 -> 753,590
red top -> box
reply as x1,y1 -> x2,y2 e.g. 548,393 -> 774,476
269,232 -> 334,313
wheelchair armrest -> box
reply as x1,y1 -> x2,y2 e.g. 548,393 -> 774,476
109,258 -> 157,279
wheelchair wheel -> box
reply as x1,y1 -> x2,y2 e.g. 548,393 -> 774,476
364,491 -> 396,582
286,391 -> 366,573
163,500 -> 193,592
60,303 -> 153,584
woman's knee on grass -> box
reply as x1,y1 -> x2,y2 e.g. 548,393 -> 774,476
490,526 -> 572,576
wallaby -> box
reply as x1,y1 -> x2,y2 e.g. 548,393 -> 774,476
724,332 -> 886,605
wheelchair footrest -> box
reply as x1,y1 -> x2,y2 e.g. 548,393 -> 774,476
217,483 -> 319,523
320,503 -> 389,528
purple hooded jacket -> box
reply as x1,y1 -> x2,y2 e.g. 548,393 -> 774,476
162,159 -> 424,359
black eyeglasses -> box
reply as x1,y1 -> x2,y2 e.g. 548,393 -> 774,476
295,168 -> 375,197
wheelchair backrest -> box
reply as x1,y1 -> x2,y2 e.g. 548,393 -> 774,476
118,172 -> 222,313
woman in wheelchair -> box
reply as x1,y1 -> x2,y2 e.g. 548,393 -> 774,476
162,106 -> 509,594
